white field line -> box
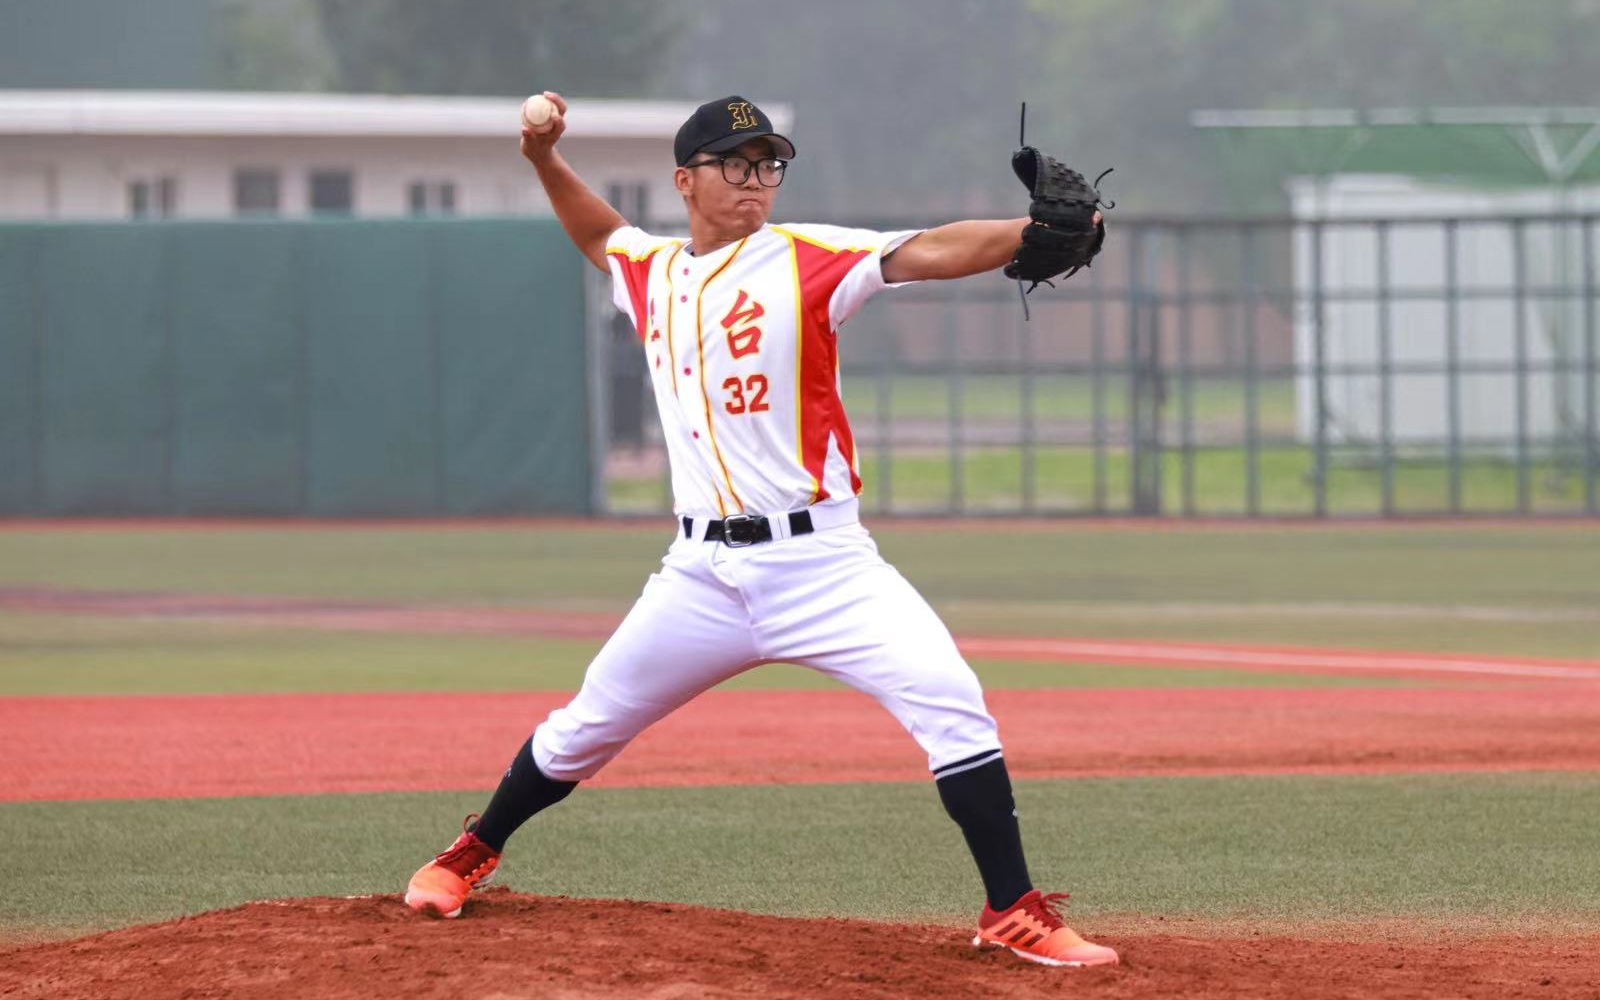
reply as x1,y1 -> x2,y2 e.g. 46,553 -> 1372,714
6,586 -> 1599,681
224,606 -> 1600,679
957,637 -> 1600,681
942,600 -> 1600,624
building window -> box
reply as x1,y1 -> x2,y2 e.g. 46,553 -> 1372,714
408,180 -> 458,216
234,168 -> 281,216
606,181 -> 650,224
309,170 -> 354,215
128,177 -> 177,219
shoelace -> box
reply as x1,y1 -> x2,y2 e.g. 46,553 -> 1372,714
435,814 -> 498,879
1020,891 -> 1073,931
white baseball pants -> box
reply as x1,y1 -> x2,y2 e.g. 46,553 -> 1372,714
529,500 -> 1002,782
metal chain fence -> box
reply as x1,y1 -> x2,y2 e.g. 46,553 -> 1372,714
597,214 -> 1599,518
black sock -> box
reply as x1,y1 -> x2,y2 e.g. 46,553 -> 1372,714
935,754 -> 1033,911
472,737 -> 577,852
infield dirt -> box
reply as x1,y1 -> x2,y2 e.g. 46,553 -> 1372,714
3,891 -> 1597,1000
6,684 -> 1600,802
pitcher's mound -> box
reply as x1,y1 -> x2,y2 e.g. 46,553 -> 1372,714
2,889 -> 1596,999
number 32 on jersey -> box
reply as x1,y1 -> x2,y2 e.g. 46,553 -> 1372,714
721,290 -> 768,416
722,374 -> 769,414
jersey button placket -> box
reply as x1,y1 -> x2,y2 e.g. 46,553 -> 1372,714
669,264 -> 715,484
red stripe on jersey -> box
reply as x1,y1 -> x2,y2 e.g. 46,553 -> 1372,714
608,249 -> 659,342
791,239 -> 871,502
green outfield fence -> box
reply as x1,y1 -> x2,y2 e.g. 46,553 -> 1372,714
603,214 -> 1600,518
0,219 -> 593,516
4,215 -> 1595,520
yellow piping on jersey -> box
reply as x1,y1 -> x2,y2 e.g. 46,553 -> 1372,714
662,245 -> 684,398
781,231 -> 822,504
694,237 -> 749,513
839,354 -> 861,484
770,225 -> 876,256
664,241 -> 722,510
605,240 -> 678,262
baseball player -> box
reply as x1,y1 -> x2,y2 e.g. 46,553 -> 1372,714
405,93 -> 1116,968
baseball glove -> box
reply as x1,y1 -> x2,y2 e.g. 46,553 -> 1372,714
1003,147 -> 1111,291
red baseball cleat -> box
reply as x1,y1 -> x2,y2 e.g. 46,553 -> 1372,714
973,889 -> 1119,967
404,815 -> 500,919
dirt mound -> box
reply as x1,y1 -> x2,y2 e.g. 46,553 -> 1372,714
2,891 -> 1597,1000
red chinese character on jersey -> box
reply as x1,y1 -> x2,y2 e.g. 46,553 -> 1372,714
720,290 -> 765,359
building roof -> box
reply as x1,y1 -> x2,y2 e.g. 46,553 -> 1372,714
0,90 -> 795,140
1192,106 -> 1600,185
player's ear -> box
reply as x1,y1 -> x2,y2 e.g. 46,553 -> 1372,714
673,167 -> 694,196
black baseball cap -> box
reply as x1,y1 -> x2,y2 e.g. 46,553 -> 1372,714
674,95 -> 796,167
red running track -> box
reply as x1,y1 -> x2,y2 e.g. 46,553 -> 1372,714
3,685 -> 1598,803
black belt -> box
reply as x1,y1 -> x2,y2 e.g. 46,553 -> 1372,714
682,510 -> 815,547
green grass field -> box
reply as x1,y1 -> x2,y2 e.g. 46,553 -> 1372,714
610,375 -> 1597,515
615,446 -> 1595,516
4,524 -> 1594,657
6,773 -> 1599,938
839,374 -> 1297,432
1,522 -> 1597,941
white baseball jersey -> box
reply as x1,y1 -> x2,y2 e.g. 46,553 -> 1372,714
607,222 -> 920,518
527,221 -> 1003,787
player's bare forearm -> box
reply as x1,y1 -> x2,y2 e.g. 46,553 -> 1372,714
520,93 -> 622,272
880,218 -> 1029,283
528,148 -> 626,272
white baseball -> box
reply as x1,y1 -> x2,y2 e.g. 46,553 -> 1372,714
521,95 -> 556,132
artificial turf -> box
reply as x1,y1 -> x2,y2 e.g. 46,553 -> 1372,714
0,613 -> 1417,696
4,772 -> 1597,939
1,524 -> 1595,658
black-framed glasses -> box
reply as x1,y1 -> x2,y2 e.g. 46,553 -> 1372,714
684,155 -> 788,187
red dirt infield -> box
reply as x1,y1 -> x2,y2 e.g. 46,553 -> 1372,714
3,891 -> 1597,1000
4,684 -> 1599,803
6,583 -> 1600,997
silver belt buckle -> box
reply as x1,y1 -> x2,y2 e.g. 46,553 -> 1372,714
720,513 -> 760,547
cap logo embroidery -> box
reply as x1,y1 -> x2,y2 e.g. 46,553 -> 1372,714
728,102 -> 759,130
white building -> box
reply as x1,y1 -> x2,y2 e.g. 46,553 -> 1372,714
0,90 -> 792,224
1192,106 -> 1600,454
1288,174 -> 1600,451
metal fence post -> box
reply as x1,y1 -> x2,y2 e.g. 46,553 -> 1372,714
1019,282 -> 1036,512
1376,220 -> 1394,516
1444,219 -> 1463,514
1091,254 -> 1108,513
875,311 -> 894,514
1311,220 -> 1329,517
1128,225 -> 1163,515
1176,224 -> 1195,516
1126,224 -> 1153,513
1241,224 -> 1261,516
1147,228 -> 1165,514
1586,217 -> 1598,515
944,281 -> 964,513
1513,219 -> 1531,514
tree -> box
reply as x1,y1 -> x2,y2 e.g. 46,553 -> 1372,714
665,0 -> 1038,218
1029,0 -> 1600,211
309,0 -> 684,97
213,0 -> 336,91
